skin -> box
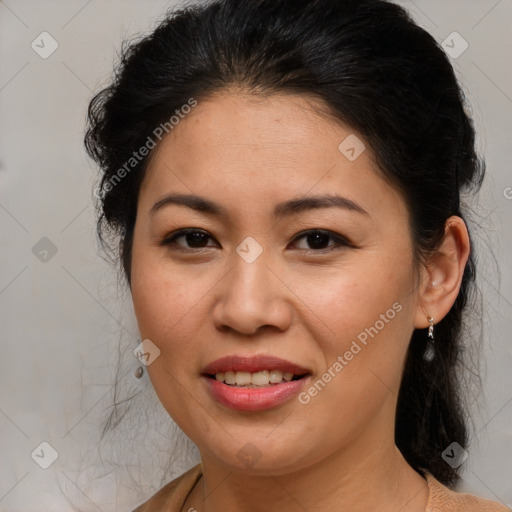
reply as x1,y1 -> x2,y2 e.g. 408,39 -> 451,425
130,90 -> 470,512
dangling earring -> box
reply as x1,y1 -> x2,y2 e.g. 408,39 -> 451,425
424,317 -> 435,362
134,337 -> 144,378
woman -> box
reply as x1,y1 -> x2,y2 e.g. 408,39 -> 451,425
85,0 -> 510,510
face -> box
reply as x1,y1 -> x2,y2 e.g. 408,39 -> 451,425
130,91 -> 423,475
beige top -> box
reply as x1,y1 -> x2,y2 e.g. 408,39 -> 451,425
132,463 -> 510,512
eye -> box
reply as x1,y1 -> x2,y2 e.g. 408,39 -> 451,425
161,228 -> 352,252
160,228 -> 219,250
289,229 -> 352,252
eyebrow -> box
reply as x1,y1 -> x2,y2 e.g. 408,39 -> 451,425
150,193 -> 369,218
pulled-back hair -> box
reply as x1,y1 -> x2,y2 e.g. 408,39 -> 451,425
85,0 -> 484,486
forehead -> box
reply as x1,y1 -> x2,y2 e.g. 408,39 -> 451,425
151,91 -> 355,165
139,90 -> 405,221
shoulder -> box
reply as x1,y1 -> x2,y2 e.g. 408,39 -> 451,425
131,463 -> 203,512
425,472 -> 510,512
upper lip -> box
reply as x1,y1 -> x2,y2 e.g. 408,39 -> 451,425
202,355 -> 311,376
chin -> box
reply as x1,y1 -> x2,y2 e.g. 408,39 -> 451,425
195,429 -> 320,476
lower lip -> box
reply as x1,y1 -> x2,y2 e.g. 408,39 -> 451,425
203,376 -> 308,411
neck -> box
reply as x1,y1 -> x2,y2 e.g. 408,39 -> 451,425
188,428 -> 429,512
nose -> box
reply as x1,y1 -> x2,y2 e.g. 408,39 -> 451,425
212,249 -> 293,336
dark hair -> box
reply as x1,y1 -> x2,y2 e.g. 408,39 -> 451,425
85,0 -> 484,487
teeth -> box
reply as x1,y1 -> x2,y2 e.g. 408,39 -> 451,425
235,371 -> 252,386
225,371 -> 236,385
213,370 -> 299,386
251,370 -> 270,385
269,370 -> 282,384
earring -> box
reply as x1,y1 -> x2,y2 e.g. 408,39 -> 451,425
134,337 -> 144,378
424,317 -> 435,362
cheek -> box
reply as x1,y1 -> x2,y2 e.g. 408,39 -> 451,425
129,246 -> 208,422
131,231 -> 188,328
130,241 -> 231,384
131,267 -> 206,354
293,255 -> 412,342
292,250 -> 416,396
130,241 -> 193,354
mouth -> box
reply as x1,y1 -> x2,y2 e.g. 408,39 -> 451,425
206,369 -> 307,387
201,355 -> 311,411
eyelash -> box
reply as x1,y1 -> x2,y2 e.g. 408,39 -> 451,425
160,228 -> 353,253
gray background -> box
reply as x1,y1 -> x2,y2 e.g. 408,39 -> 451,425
1,0 -> 511,510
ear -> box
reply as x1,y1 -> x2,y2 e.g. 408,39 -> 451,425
414,216 -> 471,329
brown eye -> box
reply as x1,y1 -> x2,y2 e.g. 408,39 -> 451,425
161,229 -> 218,249
291,229 -> 352,251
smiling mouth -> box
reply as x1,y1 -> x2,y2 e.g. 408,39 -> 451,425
202,355 -> 311,411
205,370 -> 308,387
